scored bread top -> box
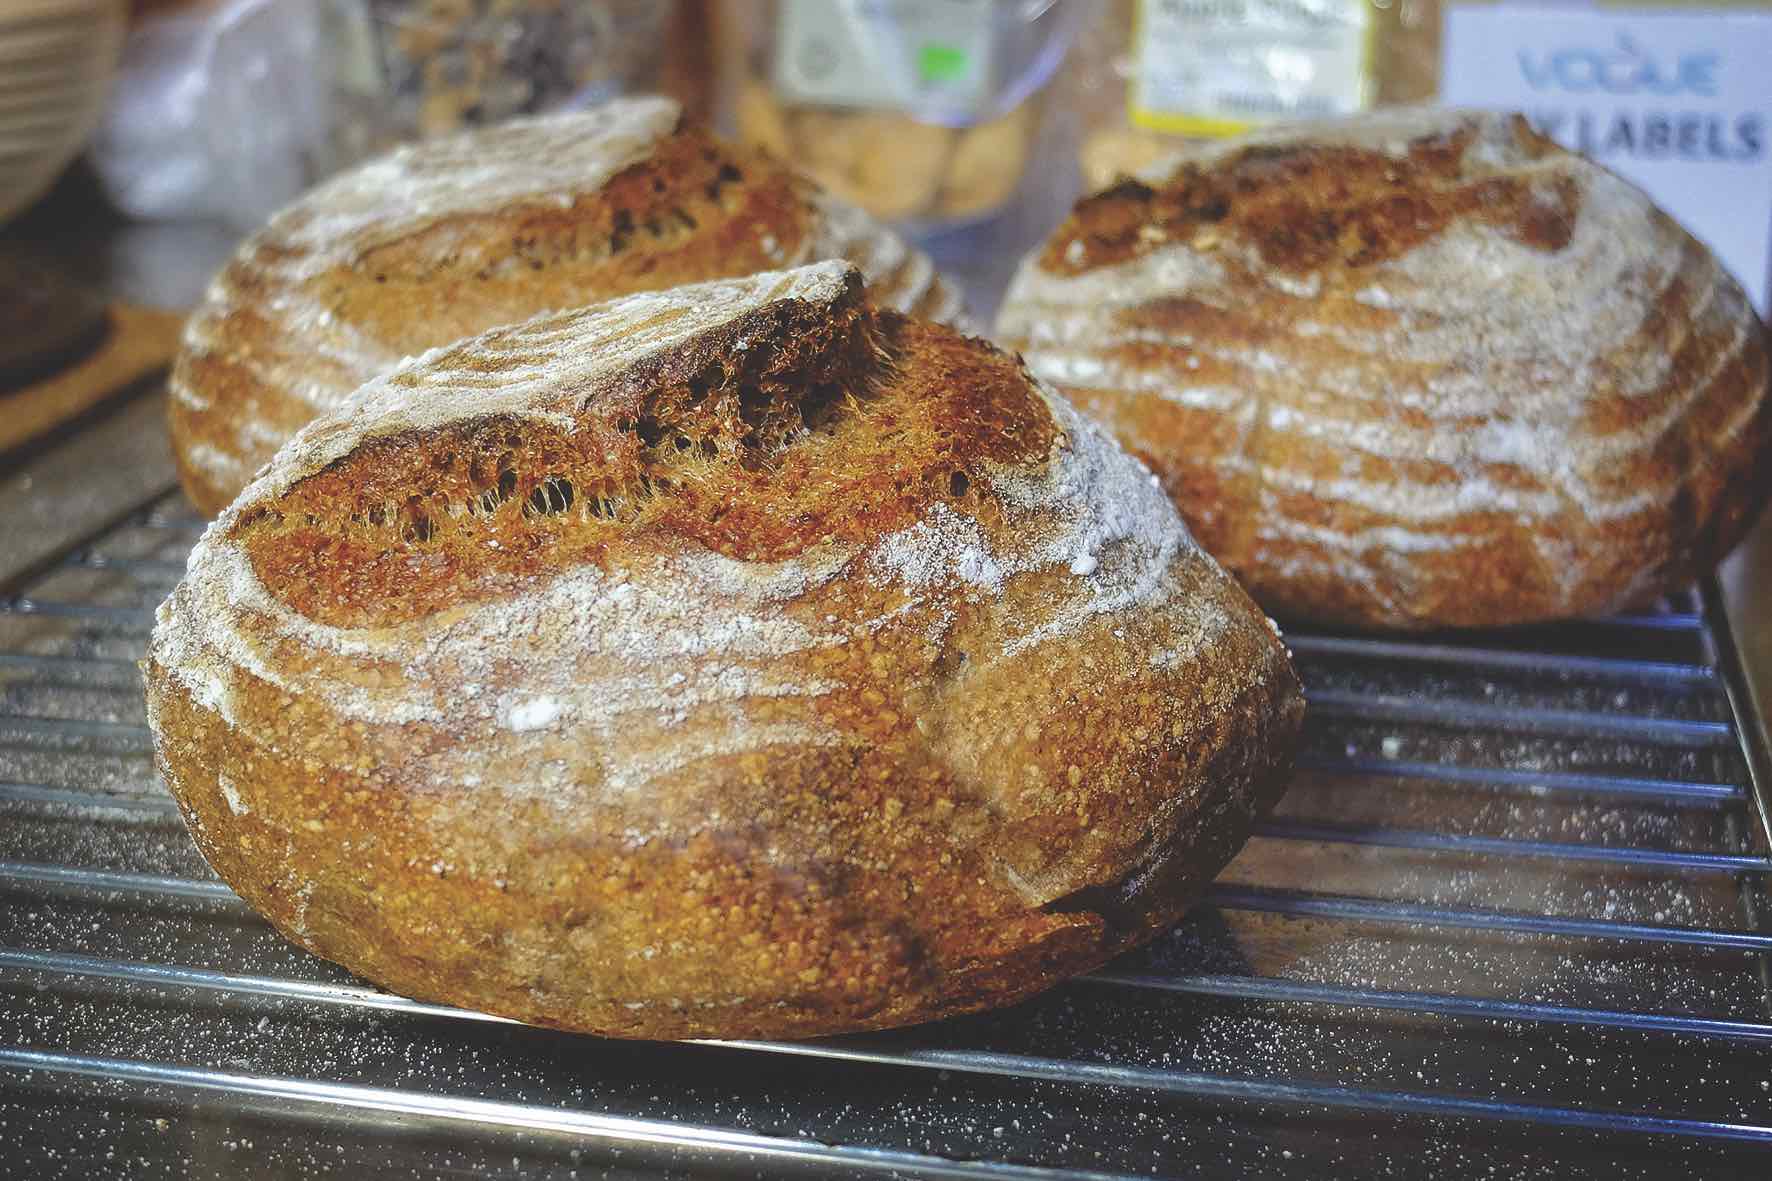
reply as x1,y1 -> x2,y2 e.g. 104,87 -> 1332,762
150,262 -> 1275,911
169,96 -> 968,515
996,107 -> 1771,627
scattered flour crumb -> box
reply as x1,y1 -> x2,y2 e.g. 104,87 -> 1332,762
505,697 -> 565,732
216,773 -> 248,816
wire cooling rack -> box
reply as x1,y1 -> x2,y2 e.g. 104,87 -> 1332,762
2,468 -> 1770,1178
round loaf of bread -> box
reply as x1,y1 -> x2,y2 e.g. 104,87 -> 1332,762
169,95 -> 968,517
997,109 -> 1772,630
143,262 -> 1303,1040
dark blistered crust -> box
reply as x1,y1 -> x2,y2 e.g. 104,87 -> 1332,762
240,308 -> 1054,629
1043,117 -> 1573,280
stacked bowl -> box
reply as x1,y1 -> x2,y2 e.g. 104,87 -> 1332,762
0,0 -> 126,224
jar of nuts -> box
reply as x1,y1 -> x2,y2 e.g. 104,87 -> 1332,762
726,0 -> 1085,231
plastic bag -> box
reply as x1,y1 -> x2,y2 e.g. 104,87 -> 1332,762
87,0 -> 332,229
728,0 -> 1085,230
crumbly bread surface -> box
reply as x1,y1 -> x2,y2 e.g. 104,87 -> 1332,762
997,108 -> 1772,630
170,96 -> 968,516
143,262 -> 1303,1040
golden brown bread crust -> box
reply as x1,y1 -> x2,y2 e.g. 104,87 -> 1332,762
169,96 -> 968,517
996,108 -> 1772,630
143,263 -> 1303,1040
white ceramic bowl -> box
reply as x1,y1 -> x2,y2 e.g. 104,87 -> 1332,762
0,0 -> 126,225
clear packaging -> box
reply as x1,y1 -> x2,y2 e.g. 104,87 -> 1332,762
728,0 -> 1085,230
1069,0 -> 1441,191
86,0 -> 684,230
86,0 -> 332,229
328,0 -> 677,164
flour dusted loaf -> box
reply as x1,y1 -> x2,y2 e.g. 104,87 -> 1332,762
169,96 -> 968,517
143,262 -> 1303,1040
997,108 -> 1772,630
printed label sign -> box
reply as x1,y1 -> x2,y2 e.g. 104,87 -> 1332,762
1130,0 -> 1374,137
1441,4 -> 1772,313
772,0 -> 997,119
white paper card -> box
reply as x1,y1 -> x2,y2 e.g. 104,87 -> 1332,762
1441,4 -> 1772,313
1131,0 -> 1373,132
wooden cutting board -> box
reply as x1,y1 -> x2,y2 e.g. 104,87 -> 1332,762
0,301 -> 184,456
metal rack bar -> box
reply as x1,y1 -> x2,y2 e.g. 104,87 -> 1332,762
9,1037 -> 1772,1153
1252,821 -> 1772,872
0,651 -> 143,675
11,944 -> 1772,1047
0,599 -> 157,625
0,677 -> 142,697
0,1050 -> 1140,1181
1284,634 -> 1717,684
703,1041 -> 1772,1143
1700,577 -> 1772,859
1590,613 -> 1707,632
1213,887 -> 1772,950
0,717 -> 154,742
135,513 -> 208,532
0,783 -> 176,813
1084,972 -> 1772,1042
0,861 -> 234,901
63,553 -> 188,579
1294,755 -> 1744,803
0,948 -> 512,1024
1305,690 -> 1737,746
